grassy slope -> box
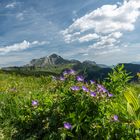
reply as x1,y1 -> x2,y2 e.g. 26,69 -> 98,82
0,71 -> 140,139
0,71 -> 56,139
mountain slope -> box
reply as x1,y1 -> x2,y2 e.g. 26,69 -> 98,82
1,54 -> 140,81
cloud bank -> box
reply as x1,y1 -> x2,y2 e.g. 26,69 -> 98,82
0,40 -> 49,55
61,0 -> 140,55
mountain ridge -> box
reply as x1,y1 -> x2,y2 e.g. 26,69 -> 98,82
25,53 -> 108,68
1,54 -> 140,81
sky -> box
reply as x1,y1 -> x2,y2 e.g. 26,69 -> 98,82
0,0 -> 140,67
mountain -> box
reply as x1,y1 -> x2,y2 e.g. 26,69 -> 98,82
97,64 -> 110,68
26,54 -> 71,67
131,61 -> 140,64
1,54 -> 111,80
26,53 -> 109,69
1,54 -> 140,81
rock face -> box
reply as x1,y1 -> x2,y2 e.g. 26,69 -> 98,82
47,54 -> 70,65
28,54 -> 70,67
82,60 -> 96,66
27,54 -> 109,69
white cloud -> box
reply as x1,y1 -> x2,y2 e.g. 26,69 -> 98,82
63,0 -> 140,34
79,33 -> 99,43
0,40 -> 49,55
16,11 -> 28,21
16,13 -> 24,21
61,0 -> 140,55
5,2 -> 17,8
31,40 -> 49,45
89,32 -> 122,49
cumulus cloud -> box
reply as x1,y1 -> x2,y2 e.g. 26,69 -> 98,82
0,40 -> 49,55
61,0 -> 140,55
89,32 -> 122,49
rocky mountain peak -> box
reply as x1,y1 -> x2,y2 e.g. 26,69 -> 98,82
49,53 -> 61,58
28,54 -> 70,67
47,54 -> 68,65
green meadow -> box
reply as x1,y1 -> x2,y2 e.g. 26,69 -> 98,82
0,65 -> 140,140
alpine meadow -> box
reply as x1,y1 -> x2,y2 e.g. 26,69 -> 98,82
0,0 -> 140,139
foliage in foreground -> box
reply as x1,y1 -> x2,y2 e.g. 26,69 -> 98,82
0,66 -> 140,140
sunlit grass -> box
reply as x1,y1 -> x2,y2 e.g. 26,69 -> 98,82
0,67 -> 140,140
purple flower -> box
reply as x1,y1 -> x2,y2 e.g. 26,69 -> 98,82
90,92 -> 96,97
32,100 -> 38,106
77,76 -> 84,82
90,80 -> 95,84
64,122 -> 72,130
60,77 -> 65,81
71,86 -> 80,91
82,86 -> 89,92
63,70 -> 68,76
69,69 -> 75,75
113,115 -> 119,121
97,84 -> 108,93
108,93 -> 113,97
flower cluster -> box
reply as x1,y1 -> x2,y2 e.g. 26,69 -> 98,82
63,69 -> 76,76
70,82 -> 113,98
71,86 -> 80,91
52,69 -> 117,131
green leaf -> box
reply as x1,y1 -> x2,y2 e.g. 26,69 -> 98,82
127,103 -> 135,116
124,90 -> 139,111
134,120 -> 140,128
66,131 -> 74,137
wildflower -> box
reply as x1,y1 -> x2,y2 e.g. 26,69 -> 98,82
82,86 -> 89,92
64,122 -> 72,130
97,84 -> 108,93
113,115 -> 119,121
32,100 -> 38,106
108,93 -> 113,97
63,70 -> 68,76
90,91 -> 96,97
71,86 -> 80,91
60,77 -> 65,81
77,76 -> 84,82
69,69 -> 75,75
90,80 -> 95,84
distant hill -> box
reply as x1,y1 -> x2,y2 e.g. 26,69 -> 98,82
131,61 -> 140,64
1,54 -> 140,81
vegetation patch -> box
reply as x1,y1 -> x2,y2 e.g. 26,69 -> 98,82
0,65 -> 140,140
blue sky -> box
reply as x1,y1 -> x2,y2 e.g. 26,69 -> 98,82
0,0 -> 140,67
